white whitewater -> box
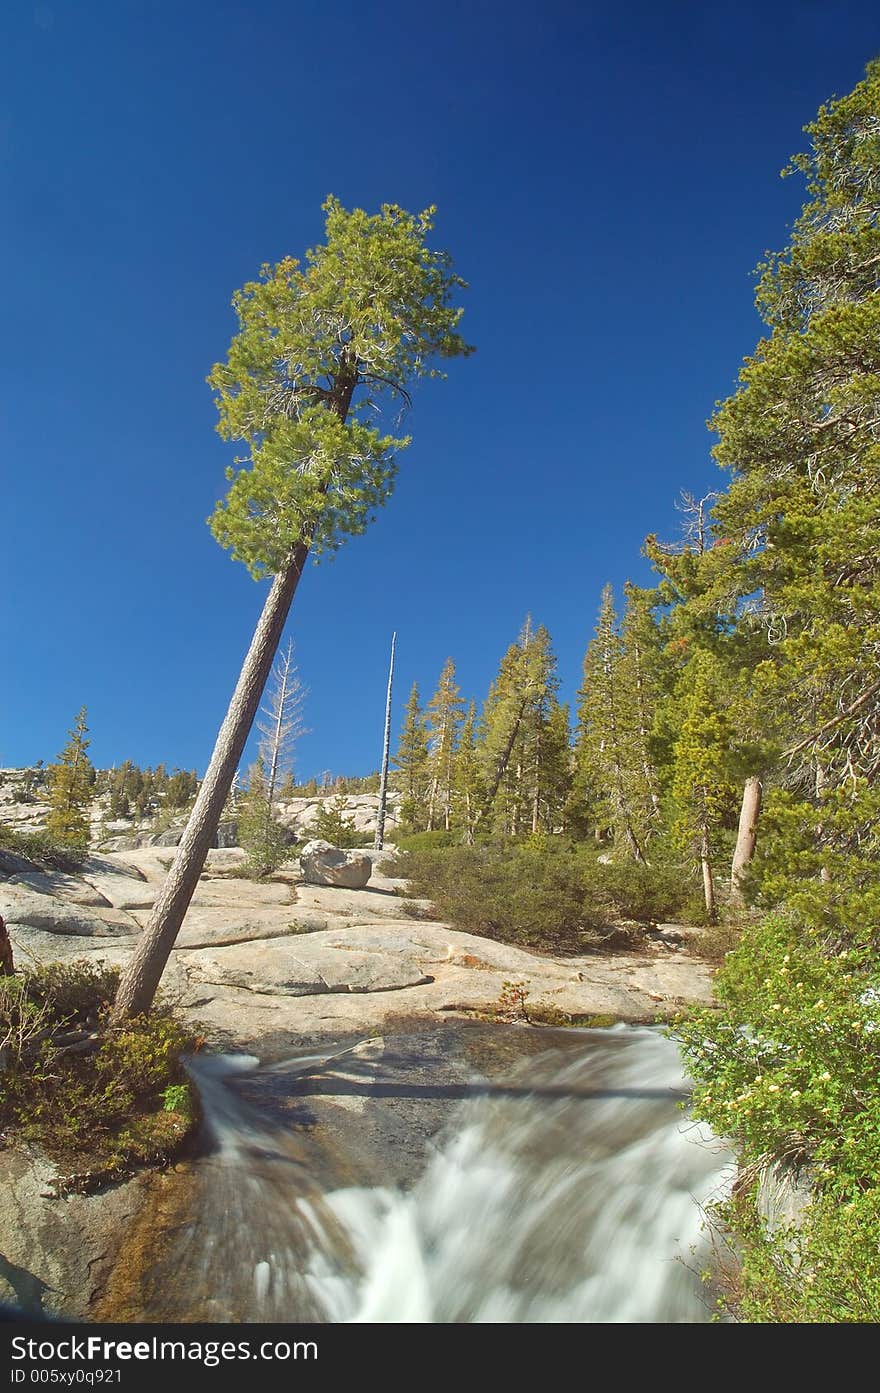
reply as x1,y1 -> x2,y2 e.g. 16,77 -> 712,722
183,1027 -> 733,1324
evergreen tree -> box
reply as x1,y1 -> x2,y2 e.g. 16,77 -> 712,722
453,701 -> 484,843
618,583 -> 664,826
393,684 -> 431,829
518,625 -> 570,834
710,63 -> 880,796
114,197 -> 471,1019
426,658 -> 464,831
237,758 -> 290,877
537,700 -> 573,834
45,706 -> 96,848
108,761 -> 135,818
166,768 -> 199,809
575,588 -> 647,862
311,792 -> 360,848
642,63 -> 880,908
475,619 -> 570,835
477,622 -> 534,831
278,771 -> 297,800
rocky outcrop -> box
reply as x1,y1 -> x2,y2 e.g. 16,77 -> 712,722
2,843 -> 715,1048
0,849 -> 42,878
756,1160 -> 815,1237
184,937 -> 431,997
0,1151 -> 149,1319
0,885 -> 140,937
300,840 -> 373,889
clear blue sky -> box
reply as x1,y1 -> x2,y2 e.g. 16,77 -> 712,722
2,1 -> 878,780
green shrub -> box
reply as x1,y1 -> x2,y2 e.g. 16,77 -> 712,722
679,907 -> 880,1321
722,1185 -> 880,1323
0,961 -> 197,1177
679,914 -> 880,1189
396,837 -> 700,951
393,829 -> 462,852
592,855 -> 702,924
399,841 -> 605,951
0,824 -> 85,872
310,794 -> 363,848
21,961 -> 120,1025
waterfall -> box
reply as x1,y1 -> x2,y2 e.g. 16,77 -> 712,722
167,1027 -> 732,1323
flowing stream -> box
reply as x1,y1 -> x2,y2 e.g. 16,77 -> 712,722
121,1026 -> 733,1323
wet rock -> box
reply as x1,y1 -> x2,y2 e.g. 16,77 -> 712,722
0,1151 -> 149,1319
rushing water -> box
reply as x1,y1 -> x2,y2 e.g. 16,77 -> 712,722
142,1027 -> 732,1323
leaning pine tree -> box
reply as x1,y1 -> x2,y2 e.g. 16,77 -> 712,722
112,197 -> 472,1020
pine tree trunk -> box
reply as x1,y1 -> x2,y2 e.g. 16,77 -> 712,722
622,813 -> 647,866
111,544 -> 310,1021
814,762 -> 832,883
477,695 -> 529,825
730,775 -> 762,907
700,827 -> 716,921
374,632 -> 396,851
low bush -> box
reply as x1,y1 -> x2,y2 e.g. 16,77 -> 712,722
720,1184 -> 880,1323
0,961 -> 197,1179
597,855 -> 704,925
396,837 -> 700,952
0,824 -> 86,872
678,909 -> 880,1321
392,828 -> 462,852
398,841 -> 596,951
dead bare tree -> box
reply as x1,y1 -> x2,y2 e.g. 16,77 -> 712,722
374,631 -> 397,851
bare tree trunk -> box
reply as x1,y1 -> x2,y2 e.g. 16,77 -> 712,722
374,631 -> 396,851
426,776 -> 438,831
111,544 -> 310,1021
730,775 -> 762,907
263,650 -> 291,810
621,808 -> 647,866
700,827 -> 716,921
815,761 -> 832,882
0,915 -> 14,975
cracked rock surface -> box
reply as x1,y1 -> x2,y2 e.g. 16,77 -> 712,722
2,845 -> 714,1047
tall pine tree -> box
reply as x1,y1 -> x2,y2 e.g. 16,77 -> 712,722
453,700 -> 484,843
425,658 -> 464,831
669,650 -> 739,918
45,706 -> 96,849
393,683 -> 431,830
575,588 -> 647,862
